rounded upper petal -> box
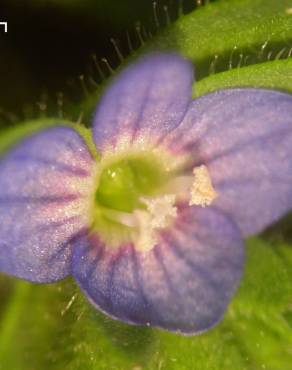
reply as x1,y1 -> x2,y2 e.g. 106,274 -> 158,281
72,206 -> 243,334
165,89 -> 292,237
0,126 -> 96,282
92,53 -> 193,152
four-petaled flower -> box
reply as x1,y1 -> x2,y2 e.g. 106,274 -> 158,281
0,54 -> 292,334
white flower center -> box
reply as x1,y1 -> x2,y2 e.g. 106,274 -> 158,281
95,165 -> 217,252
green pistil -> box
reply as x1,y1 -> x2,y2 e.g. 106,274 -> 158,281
91,153 -> 173,248
95,155 -> 168,213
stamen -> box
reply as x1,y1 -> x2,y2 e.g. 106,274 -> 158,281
190,165 -> 218,207
136,194 -> 177,251
134,210 -> 156,252
100,195 -> 177,252
102,208 -> 136,228
141,194 -> 177,228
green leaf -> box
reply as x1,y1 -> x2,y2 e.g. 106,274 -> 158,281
195,58 -> 292,97
0,119 -> 96,158
80,0 -> 292,122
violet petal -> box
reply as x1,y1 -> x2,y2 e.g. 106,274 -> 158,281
92,53 -> 193,151
72,206 -> 243,334
166,88 -> 292,237
0,126 -> 95,282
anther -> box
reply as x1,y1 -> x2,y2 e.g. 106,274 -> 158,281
190,165 -> 218,207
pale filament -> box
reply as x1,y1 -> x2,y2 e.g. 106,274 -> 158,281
163,165 -> 218,207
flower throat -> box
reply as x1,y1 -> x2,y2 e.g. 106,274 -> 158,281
91,153 -> 217,251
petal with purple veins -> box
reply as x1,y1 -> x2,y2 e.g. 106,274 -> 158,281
0,126 -> 96,282
92,53 -> 193,152
165,89 -> 292,237
72,206 -> 243,334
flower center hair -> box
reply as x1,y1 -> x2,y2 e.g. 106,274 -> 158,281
91,152 -> 217,252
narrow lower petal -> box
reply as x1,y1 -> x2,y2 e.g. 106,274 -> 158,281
165,89 -> 292,237
92,53 -> 193,152
72,206 -> 243,334
0,126 -> 95,282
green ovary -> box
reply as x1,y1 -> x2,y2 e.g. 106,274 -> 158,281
91,153 -> 174,248
95,156 -> 168,212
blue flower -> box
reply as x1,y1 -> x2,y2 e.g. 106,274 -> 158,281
0,53 -> 292,335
